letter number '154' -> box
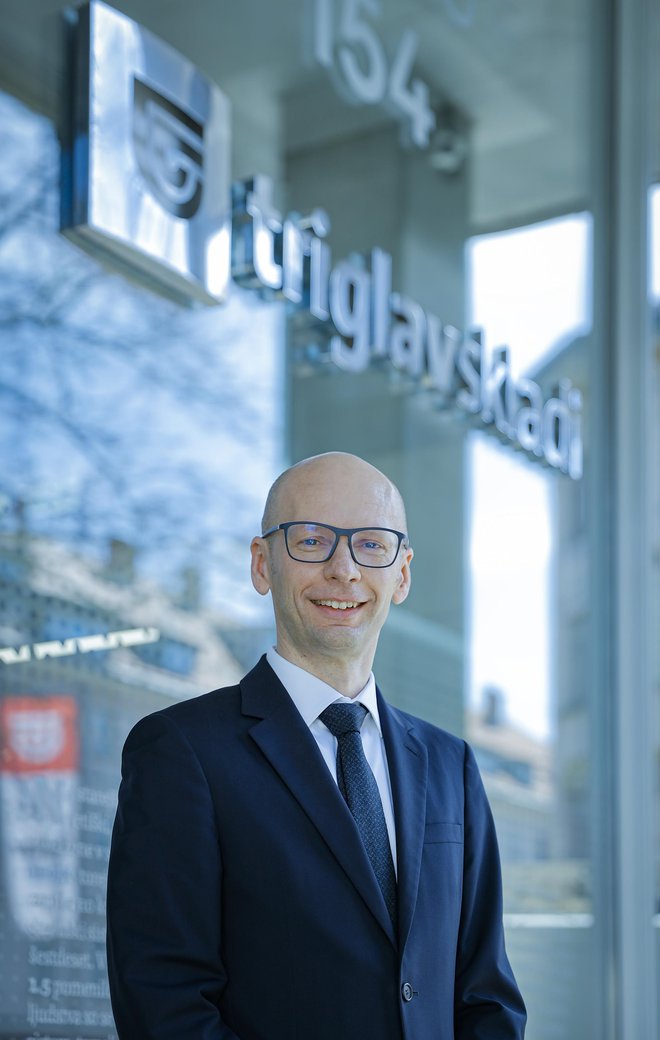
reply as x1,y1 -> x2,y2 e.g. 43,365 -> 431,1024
312,0 -> 436,149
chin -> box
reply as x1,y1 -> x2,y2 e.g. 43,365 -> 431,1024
313,628 -> 363,651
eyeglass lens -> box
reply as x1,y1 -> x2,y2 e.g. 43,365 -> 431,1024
285,524 -> 399,566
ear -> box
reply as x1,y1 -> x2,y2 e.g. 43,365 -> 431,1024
391,545 -> 413,606
250,536 -> 272,596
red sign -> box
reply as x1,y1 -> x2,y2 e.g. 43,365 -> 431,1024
0,696 -> 79,773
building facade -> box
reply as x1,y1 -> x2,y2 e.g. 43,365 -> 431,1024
0,0 -> 658,1037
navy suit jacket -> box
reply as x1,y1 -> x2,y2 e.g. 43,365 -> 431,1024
106,656 -> 526,1039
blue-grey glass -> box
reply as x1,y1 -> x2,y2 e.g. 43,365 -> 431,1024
0,89 -> 282,1039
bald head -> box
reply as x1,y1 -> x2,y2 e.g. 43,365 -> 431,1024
261,453 -> 408,534
252,452 -> 413,691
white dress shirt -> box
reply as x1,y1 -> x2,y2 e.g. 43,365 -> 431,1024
266,647 -> 398,873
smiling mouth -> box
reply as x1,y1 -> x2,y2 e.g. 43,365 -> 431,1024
311,599 -> 362,611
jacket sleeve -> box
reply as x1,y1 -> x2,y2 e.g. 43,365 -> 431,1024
453,743 -> 527,1039
106,712 -> 242,1040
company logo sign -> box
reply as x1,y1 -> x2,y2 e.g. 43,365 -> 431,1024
61,0 -> 230,303
62,2 -> 583,479
1,698 -> 79,938
1,698 -> 78,772
132,77 -> 205,220
230,177 -> 583,479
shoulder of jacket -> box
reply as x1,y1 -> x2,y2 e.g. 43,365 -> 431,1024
126,682 -> 242,743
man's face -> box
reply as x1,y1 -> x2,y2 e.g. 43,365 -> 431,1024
250,457 -> 413,671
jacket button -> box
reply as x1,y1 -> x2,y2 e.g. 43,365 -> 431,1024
401,982 -> 414,1002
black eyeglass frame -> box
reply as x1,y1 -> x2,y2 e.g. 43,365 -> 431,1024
261,521 -> 409,568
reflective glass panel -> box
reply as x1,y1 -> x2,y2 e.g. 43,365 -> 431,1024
466,215 -> 594,1037
0,89 -> 283,1038
0,0 -> 612,1035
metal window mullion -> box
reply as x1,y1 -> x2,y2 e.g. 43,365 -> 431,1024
612,0 -> 658,1036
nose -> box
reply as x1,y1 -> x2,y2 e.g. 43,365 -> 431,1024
323,535 -> 361,581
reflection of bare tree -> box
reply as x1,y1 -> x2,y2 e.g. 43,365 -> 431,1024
0,92 -> 281,589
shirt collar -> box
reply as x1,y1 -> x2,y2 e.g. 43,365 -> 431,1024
266,646 -> 382,735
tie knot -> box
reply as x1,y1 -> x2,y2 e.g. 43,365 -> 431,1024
319,702 -> 368,738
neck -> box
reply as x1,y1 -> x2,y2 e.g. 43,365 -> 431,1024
274,641 -> 374,698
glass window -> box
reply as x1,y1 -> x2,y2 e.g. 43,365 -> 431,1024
466,215 -> 595,1037
284,3 -> 602,1037
0,0 -> 633,1034
0,89 -> 284,1038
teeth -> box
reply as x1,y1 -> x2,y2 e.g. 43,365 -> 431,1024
314,600 -> 360,610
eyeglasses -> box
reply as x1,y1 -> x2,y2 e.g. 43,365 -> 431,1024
261,522 -> 408,568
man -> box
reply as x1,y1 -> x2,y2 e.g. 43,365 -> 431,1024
106,451 -> 526,1039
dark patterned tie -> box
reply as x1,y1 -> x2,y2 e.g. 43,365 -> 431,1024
319,702 -> 397,927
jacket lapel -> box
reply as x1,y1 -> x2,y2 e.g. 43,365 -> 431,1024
378,691 -> 428,951
240,657 -> 397,947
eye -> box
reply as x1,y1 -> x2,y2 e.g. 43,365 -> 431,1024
354,538 -> 386,553
290,528 -> 334,551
